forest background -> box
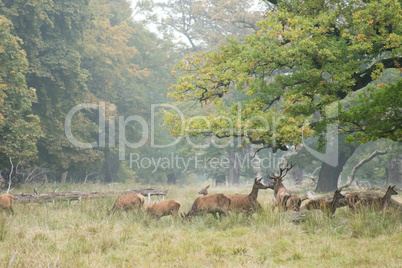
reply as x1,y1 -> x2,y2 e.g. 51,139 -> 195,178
0,0 -> 401,193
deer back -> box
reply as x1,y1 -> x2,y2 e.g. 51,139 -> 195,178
147,199 -> 181,218
186,193 -> 231,217
0,194 -> 14,208
113,193 -> 145,210
227,178 -> 267,211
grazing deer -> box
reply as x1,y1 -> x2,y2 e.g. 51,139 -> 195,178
147,199 -> 181,220
198,185 -> 210,196
108,193 -> 145,214
183,193 -> 231,220
227,178 -> 268,213
266,163 -> 294,211
354,185 -> 398,212
0,193 -> 14,215
305,189 -> 345,216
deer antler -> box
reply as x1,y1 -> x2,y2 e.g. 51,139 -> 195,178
268,162 -> 294,180
281,162 -> 294,178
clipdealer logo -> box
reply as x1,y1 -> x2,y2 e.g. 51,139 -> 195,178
65,101 -> 339,167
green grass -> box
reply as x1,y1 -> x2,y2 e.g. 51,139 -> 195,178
1,183 -> 401,267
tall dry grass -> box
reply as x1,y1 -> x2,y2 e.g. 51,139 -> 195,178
0,183 -> 401,267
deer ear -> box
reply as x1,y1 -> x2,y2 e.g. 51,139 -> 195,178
206,185 -> 210,189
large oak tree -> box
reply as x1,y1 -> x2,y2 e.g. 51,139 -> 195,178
165,0 -> 401,191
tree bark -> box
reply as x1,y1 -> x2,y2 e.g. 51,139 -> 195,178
102,149 -> 120,183
315,136 -> 357,192
229,149 -> 241,185
60,171 -> 68,184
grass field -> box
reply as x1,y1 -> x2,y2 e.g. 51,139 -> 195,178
1,183 -> 401,267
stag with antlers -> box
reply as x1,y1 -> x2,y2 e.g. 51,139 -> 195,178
266,163 -> 300,211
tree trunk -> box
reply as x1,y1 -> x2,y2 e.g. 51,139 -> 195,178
60,171 -> 68,184
102,149 -> 120,183
315,136 -> 357,192
229,149 -> 241,185
166,173 -> 176,185
388,154 -> 402,188
216,174 -> 226,185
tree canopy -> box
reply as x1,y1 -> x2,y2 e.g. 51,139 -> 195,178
166,0 -> 401,152
0,15 -> 42,166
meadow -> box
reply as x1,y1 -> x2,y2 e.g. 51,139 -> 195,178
0,183 -> 401,267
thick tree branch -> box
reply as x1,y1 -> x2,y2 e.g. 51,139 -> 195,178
338,147 -> 390,190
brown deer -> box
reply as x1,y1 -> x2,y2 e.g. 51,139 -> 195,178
227,178 -> 268,213
347,193 -> 360,212
183,193 -> 231,220
286,195 -> 302,212
305,189 -> 345,216
108,193 -> 145,214
147,199 -> 181,219
354,185 -> 398,212
198,185 -> 210,196
266,163 -> 295,211
0,193 -> 14,215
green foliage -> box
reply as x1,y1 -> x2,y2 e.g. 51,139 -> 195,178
0,0 -> 104,172
167,0 -> 402,150
0,16 -> 42,165
341,80 -> 402,143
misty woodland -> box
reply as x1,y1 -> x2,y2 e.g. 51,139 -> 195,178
0,0 -> 401,266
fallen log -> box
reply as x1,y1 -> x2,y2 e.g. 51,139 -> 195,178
13,189 -> 169,205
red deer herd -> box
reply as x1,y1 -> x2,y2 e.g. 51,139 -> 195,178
0,164 -> 399,220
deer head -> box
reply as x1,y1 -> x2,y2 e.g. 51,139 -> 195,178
198,185 -> 210,196
386,185 -> 398,196
254,178 -> 268,190
333,189 -> 346,202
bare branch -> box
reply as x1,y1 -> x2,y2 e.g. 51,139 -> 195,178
7,157 -> 14,194
339,147 -> 391,190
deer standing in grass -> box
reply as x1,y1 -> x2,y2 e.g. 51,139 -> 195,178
147,199 -> 181,219
198,185 -> 210,196
267,163 -> 300,211
353,185 -> 398,212
108,193 -> 145,214
227,178 -> 268,213
183,193 -> 231,220
0,193 -> 14,215
305,189 -> 345,216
